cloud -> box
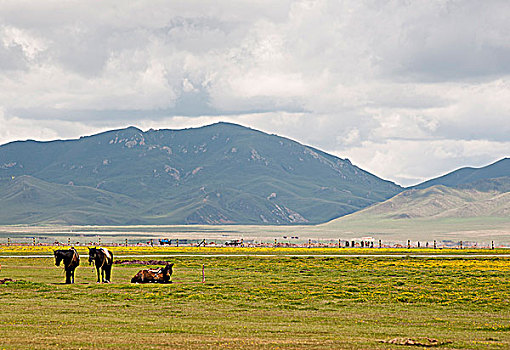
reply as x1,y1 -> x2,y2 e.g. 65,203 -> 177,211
0,0 -> 509,186
0,108 -> 106,144
337,138 -> 510,185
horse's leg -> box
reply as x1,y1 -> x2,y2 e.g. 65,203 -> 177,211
105,265 -> 111,283
104,266 -> 108,283
65,269 -> 71,284
96,266 -> 101,283
101,268 -> 105,283
71,268 -> 75,284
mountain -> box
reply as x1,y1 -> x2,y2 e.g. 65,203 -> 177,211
413,158 -> 510,189
342,185 -> 510,220
0,175 -> 142,225
0,122 -> 402,225
456,176 -> 510,193
322,183 -> 510,242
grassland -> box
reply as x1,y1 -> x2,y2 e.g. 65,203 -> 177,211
0,245 -> 509,256
0,247 -> 509,349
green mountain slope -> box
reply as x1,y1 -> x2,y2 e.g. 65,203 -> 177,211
0,175 -> 143,225
413,158 -> 510,189
456,176 -> 510,193
0,123 -> 402,225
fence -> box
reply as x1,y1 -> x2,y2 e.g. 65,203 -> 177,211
0,237 -> 505,249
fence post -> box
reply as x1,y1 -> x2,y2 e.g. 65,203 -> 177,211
338,239 -> 341,248
68,237 -> 70,245
407,240 -> 411,249
177,238 -> 179,247
459,241 -> 463,249
433,240 -> 436,249
33,237 -> 36,246
491,241 -> 494,250
379,239 -> 382,248
98,237 -> 101,246
125,238 -> 128,247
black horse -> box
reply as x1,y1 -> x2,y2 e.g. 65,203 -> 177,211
54,247 -> 80,284
88,247 -> 113,283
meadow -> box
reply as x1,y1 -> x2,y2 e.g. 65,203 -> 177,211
0,246 -> 509,349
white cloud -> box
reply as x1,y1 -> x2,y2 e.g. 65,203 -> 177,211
0,109 -> 107,144
0,0 -> 509,186
337,138 -> 510,185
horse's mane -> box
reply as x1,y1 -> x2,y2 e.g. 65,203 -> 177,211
90,247 -> 113,267
55,248 -> 79,269
99,247 -> 112,262
162,263 -> 174,274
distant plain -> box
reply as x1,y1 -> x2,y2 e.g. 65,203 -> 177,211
0,214 -> 509,246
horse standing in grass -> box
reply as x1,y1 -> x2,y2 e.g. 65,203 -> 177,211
131,263 -> 174,283
54,247 -> 80,284
88,247 -> 113,283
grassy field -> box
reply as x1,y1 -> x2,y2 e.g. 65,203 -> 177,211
0,245 -> 509,256
0,247 -> 509,349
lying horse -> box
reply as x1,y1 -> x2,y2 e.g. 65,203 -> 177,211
54,247 -> 80,284
88,247 -> 113,283
131,263 -> 174,283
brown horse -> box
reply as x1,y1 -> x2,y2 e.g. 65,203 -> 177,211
88,247 -> 113,283
54,247 -> 80,284
131,263 -> 174,283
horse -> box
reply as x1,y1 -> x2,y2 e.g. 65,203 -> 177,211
88,247 -> 113,283
131,263 -> 174,283
54,247 -> 80,284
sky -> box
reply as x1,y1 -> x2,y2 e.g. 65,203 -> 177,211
0,0 -> 509,186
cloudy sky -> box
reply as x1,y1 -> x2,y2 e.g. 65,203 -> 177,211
1,0 -> 509,186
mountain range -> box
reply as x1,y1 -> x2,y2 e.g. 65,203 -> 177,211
324,159 -> 510,241
0,122 -> 402,225
0,123 -> 508,226
412,157 -> 510,189
352,158 -> 510,220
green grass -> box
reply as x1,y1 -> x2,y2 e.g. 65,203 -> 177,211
0,254 -> 509,349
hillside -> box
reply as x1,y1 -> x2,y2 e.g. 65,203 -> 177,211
340,185 -> 510,219
0,122 -> 402,225
413,158 -> 510,189
322,181 -> 510,242
0,175 -> 142,225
